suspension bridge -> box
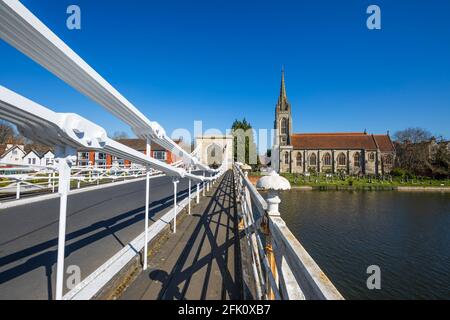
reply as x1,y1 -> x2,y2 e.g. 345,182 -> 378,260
0,0 -> 343,300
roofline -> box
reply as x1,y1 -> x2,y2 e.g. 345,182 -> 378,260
0,144 -> 25,158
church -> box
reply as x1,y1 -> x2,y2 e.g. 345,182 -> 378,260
274,70 -> 395,175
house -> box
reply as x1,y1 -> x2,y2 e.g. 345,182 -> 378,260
23,150 -> 41,166
76,139 -> 180,168
0,144 -> 26,166
41,150 -> 55,166
0,144 -> 55,167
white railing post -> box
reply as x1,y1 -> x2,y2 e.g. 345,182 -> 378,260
172,178 -> 180,233
144,138 -> 151,271
55,146 -> 76,301
188,167 -> 192,215
52,171 -> 56,193
202,172 -> 206,196
196,183 -> 200,204
16,180 -> 21,200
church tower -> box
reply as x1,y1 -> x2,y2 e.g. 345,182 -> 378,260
274,67 -> 293,146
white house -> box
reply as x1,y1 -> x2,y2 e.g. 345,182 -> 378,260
0,144 -> 26,165
23,150 -> 41,166
41,150 -> 55,166
0,144 -> 55,167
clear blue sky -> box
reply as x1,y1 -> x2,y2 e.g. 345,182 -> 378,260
1,0 -> 449,139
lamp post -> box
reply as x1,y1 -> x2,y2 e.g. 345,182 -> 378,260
256,169 -> 291,300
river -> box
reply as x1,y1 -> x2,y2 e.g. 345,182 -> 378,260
279,190 -> 450,299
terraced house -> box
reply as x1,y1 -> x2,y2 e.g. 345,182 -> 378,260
274,70 -> 395,175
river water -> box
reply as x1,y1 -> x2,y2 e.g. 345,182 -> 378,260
279,190 -> 450,299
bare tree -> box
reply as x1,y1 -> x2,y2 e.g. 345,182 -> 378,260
111,131 -> 129,140
0,120 -> 14,144
393,127 -> 432,143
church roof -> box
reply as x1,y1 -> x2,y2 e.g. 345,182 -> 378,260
291,132 -> 395,152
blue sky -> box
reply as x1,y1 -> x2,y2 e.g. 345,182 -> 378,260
1,0 -> 449,140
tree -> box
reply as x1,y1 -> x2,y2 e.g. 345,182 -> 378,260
111,131 -> 129,140
231,118 -> 258,167
0,120 -> 15,144
393,127 -> 432,144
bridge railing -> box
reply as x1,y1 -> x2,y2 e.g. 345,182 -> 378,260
0,0 -> 223,300
233,163 -> 344,300
0,164 -> 161,201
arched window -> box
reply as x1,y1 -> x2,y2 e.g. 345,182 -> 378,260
284,152 -> 290,165
369,152 -> 375,162
337,153 -> 346,166
354,153 -> 360,167
211,148 -> 216,158
281,118 -> 288,135
309,153 -> 317,166
296,153 -> 302,167
323,153 -> 331,166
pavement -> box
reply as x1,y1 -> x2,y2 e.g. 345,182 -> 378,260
0,174 -> 207,300
119,170 -> 242,300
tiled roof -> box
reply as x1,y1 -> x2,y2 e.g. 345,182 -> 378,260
291,132 -> 394,151
373,135 -> 395,152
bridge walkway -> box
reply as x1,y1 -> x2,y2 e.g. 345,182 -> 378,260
120,170 -> 242,300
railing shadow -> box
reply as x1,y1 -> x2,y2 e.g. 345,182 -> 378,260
151,171 -> 242,300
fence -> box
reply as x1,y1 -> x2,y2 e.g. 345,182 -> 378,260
233,163 -> 344,300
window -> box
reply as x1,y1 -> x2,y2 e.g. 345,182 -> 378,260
369,152 -> 375,162
154,151 -> 167,161
211,148 -> 216,158
28,158 -> 32,164
323,153 -> 331,166
354,153 -> 360,167
309,153 -> 317,166
78,152 -> 89,160
96,153 -> 107,160
337,153 -> 346,166
296,153 -> 302,167
281,118 -> 288,135
32,158 -> 36,165
96,152 -> 106,167
284,152 -> 289,165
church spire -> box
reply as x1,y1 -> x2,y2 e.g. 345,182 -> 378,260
278,66 -> 289,110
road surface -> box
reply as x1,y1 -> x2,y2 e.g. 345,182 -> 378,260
0,175 -> 205,300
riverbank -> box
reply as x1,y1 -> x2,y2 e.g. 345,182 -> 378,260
248,174 -> 450,192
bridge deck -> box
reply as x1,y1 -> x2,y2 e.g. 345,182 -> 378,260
120,171 -> 242,300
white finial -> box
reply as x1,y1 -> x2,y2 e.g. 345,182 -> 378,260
256,170 -> 291,216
